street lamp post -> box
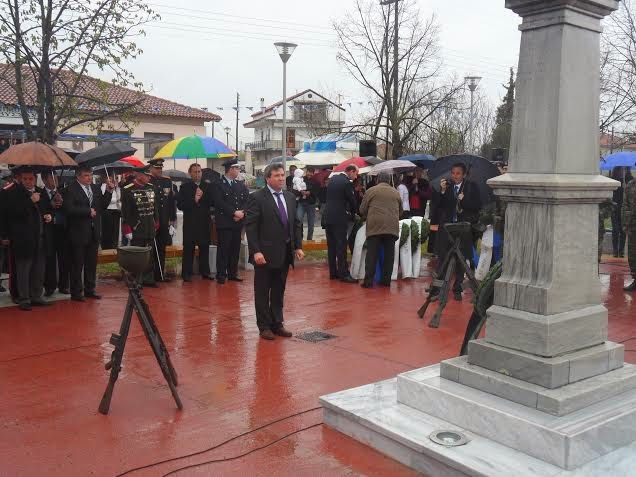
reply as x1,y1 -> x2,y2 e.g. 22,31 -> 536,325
465,76 -> 482,154
274,42 -> 297,172
224,126 -> 231,148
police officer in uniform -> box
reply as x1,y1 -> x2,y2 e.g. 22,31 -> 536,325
148,158 -> 176,283
121,165 -> 159,287
622,175 -> 636,291
213,159 -> 249,284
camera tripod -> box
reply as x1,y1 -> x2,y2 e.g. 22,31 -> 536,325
98,273 -> 182,415
417,222 -> 479,328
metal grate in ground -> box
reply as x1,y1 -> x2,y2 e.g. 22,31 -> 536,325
296,331 -> 337,342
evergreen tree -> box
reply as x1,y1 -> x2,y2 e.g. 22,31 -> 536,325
481,68 -> 515,161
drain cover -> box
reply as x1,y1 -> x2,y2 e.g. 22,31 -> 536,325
429,430 -> 470,447
296,331 -> 337,342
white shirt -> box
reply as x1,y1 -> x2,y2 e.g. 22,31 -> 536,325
397,183 -> 410,211
102,183 -> 120,210
267,184 -> 288,216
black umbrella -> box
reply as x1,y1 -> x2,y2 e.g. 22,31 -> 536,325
93,160 -> 134,175
428,154 -> 500,205
163,169 -> 189,182
76,144 -> 137,168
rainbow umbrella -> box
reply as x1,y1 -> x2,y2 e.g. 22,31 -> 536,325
154,135 -> 236,160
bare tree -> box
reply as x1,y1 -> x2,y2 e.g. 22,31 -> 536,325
333,0 -> 462,159
0,0 -> 157,144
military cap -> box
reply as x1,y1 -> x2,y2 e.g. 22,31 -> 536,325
147,158 -> 165,168
222,158 -> 240,169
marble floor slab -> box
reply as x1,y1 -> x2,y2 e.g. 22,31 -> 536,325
321,374 -> 636,476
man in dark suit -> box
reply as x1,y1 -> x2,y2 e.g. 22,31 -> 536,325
433,162 -> 482,301
245,163 -> 304,340
149,158 -> 176,283
213,159 -> 249,284
177,163 -> 214,281
63,165 -> 114,301
3,166 -> 52,310
41,171 -> 69,296
324,165 -> 359,283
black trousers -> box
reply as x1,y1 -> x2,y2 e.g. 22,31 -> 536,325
154,229 -> 169,281
70,239 -> 98,297
254,260 -> 290,332
44,225 -> 69,293
326,224 -> 349,278
101,209 -> 121,250
182,234 -> 210,278
216,227 -> 242,279
15,241 -> 45,304
364,234 -> 397,285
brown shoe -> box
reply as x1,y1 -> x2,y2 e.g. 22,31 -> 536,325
260,329 -> 276,340
273,327 -> 293,338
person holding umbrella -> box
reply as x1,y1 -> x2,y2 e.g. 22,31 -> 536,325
148,158 -> 176,283
40,170 -> 69,296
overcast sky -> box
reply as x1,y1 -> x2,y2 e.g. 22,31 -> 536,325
127,0 -> 522,146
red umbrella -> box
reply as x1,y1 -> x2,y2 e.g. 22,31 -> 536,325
333,157 -> 372,173
120,156 -> 144,167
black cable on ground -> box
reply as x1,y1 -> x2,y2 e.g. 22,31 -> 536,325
160,423 -> 323,477
114,407 -> 322,476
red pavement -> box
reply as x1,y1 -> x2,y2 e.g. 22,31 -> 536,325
0,258 -> 634,476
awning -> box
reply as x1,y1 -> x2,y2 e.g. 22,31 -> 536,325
294,150 -> 357,167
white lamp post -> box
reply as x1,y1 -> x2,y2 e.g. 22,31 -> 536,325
465,75 -> 482,154
274,42 -> 297,172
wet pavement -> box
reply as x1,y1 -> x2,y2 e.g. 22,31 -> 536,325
0,258 -> 634,476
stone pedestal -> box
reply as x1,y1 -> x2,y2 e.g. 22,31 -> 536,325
321,1 -> 636,474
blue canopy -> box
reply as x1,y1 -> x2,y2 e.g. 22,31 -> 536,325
398,153 -> 436,169
600,152 -> 636,171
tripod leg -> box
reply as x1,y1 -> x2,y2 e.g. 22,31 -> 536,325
417,295 -> 433,318
131,290 -> 183,410
429,256 -> 456,329
456,249 -> 479,292
98,294 -> 135,415
138,296 -> 178,385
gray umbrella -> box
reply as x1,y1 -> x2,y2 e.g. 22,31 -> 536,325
368,160 -> 417,176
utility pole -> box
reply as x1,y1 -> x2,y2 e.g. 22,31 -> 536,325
235,93 -> 240,154
381,0 -> 400,160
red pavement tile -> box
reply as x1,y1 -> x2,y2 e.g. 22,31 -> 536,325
0,259 -> 633,476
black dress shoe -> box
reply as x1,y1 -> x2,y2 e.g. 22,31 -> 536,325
228,276 -> 243,282
58,288 -> 70,295
260,330 -> 276,340
340,276 -> 357,284
0,285 -> 6,292
71,295 -> 86,302
19,302 -> 32,311
361,281 -> 373,289
85,293 -> 102,300
624,280 -> 636,292
273,327 -> 293,338
216,277 -> 226,284
182,276 -> 192,282
44,290 -> 55,297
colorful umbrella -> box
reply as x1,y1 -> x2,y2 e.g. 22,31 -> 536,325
120,156 -> 145,167
154,135 -> 236,160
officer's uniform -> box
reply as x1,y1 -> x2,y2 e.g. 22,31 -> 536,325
622,178 -> 636,290
213,160 -> 249,283
148,158 -> 176,282
121,167 -> 159,285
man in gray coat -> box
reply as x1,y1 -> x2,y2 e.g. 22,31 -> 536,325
359,172 -> 403,288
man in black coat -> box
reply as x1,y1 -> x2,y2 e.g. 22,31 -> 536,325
149,158 -> 177,283
433,162 -> 482,301
213,159 -> 249,284
40,171 -> 69,296
3,166 -> 51,310
63,165 -> 114,301
324,165 -> 359,283
245,163 -> 304,340
177,163 -> 214,281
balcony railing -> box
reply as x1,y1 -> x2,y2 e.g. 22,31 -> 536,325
245,140 -> 305,152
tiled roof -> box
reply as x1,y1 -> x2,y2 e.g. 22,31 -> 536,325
0,64 -> 220,122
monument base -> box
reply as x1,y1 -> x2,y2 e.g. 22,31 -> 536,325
320,366 -> 636,476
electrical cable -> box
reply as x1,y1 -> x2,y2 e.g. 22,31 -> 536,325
159,423 -> 323,477
114,407 -> 322,476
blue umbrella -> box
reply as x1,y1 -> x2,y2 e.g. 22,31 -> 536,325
399,153 -> 436,169
600,152 -> 636,171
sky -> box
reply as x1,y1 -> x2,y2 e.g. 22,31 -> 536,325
124,0 -> 522,147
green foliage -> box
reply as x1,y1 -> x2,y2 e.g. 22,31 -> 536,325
410,220 -> 420,251
399,221 -> 410,248
420,218 -> 430,244
481,68 -> 515,161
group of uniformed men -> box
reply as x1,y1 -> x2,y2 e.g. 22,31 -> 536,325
0,157 -> 250,310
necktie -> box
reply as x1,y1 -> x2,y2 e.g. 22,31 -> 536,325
85,185 -> 93,205
274,192 -> 289,240
454,185 -> 460,197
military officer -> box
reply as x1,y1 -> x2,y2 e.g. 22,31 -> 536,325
212,159 -> 249,284
148,158 -> 176,283
622,175 -> 636,291
121,165 -> 159,287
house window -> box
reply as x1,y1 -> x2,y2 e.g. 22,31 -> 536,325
294,102 -> 328,123
144,132 -> 174,159
286,128 -> 296,148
